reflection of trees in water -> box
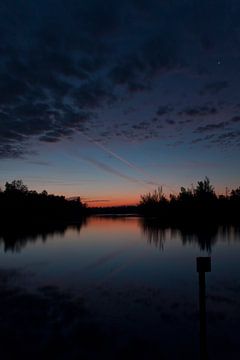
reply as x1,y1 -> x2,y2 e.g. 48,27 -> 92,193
140,218 -> 167,250
180,226 -> 218,252
139,218 -> 240,252
0,217 -> 88,253
181,225 -> 240,252
217,225 -> 240,242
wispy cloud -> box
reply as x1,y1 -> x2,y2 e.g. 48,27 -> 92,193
195,121 -> 226,133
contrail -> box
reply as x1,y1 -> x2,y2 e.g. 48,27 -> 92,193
66,132 -> 178,194
82,156 -> 146,185
79,132 -> 160,186
65,139 -> 149,186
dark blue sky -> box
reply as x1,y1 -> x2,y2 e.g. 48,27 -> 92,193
0,0 -> 240,205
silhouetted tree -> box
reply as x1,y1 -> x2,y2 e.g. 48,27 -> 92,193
231,187 -> 240,200
0,179 -> 88,222
140,186 -> 166,205
194,177 -> 216,201
5,179 -> 28,194
138,177 -> 239,224
178,187 -> 194,202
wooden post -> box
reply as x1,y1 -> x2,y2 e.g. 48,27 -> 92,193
196,257 -> 211,360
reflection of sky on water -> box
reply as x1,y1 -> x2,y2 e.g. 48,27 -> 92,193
1,217 -> 240,358
0,217 -> 240,290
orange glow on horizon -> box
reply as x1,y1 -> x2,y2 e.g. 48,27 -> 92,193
25,186 -> 140,207
85,196 -> 139,207
33,184 -> 230,208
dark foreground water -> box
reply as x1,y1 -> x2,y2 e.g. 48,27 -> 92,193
0,216 -> 240,359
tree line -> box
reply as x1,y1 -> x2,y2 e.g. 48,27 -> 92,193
139,177 -> 240,224
1,177 -> 240,224
0,179 -> 87,223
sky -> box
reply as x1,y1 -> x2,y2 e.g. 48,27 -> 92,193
0,0 -> 240,206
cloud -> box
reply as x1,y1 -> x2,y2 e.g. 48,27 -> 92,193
214,131 -> 240,144
191,134 -> 216,144
179,105 -> 218,117
0,1 -> 118,157
231,116 -> 240,123
200,81 -> 229,95
156,106 -> 173,116
109,56 -> 147,92
192,130 -> 240,148
71,80 -> 116,109
0,0 -> 240,157
166,119 -> 175,125
0,143 -> 26,159
109,33 -> 181,92
195,121 -> 226,133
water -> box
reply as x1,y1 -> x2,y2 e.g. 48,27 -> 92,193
0,216 -> 240,359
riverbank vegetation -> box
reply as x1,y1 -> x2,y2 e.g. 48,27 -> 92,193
1,178 -> 240,225
0,180 -> 87,223
139,177 -> 240,224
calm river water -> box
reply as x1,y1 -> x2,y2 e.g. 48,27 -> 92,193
1,216 -> 240,359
